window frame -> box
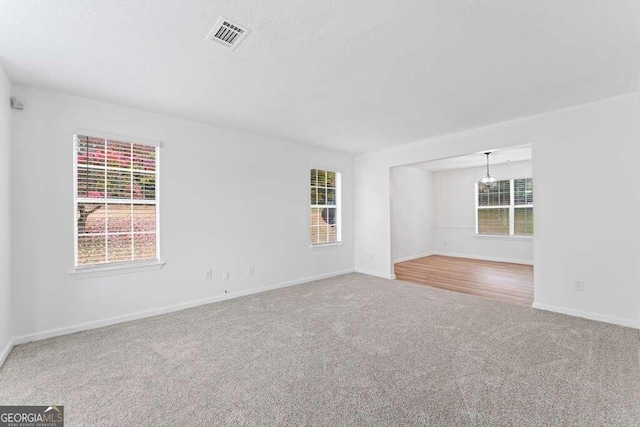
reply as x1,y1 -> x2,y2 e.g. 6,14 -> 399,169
475,177 -> 533,238
310,168 -> 342,248
71,130 -> 164,278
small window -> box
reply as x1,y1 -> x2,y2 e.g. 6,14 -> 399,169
74,135 -> 160,267
310,169 -> 341,245
476,178 -> 533,237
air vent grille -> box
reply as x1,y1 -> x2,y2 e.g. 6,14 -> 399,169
206,17 -> 250,50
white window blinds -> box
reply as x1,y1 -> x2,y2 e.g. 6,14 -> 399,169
476,178 -> 533,237
514,178 -> 533,236
74,135 -> 159,267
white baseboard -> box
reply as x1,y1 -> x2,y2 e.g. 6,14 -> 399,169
532,302 -> 639,329
434,251 -> 533,265
0,338 -> 14,368
393,252 -> 434,264
12,268 -> 355,346
354,269 -> 396,280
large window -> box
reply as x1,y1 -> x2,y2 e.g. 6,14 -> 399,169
476,178 -> 533,236
74,134 -> 159,267
310,169 -> 341,245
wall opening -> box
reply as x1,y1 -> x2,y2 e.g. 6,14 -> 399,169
390,144 -> 534,306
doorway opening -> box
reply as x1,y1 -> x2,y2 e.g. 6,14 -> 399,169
390,145 -> 533,305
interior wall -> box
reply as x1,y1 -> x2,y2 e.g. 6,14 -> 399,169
390,166 -> 433,263
0,66 -> 12,357
10,86 -> 354,340
532,97 -> 640,327
432,160 -> 533,264
355,93 -> 640,327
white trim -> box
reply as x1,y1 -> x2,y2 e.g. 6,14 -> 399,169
474,234 -> 533,241
74,128 -> 163,147
0,338 -> 14,369
155,147 -> 161,261
393,251 -> 435,264
13,269 -> 355,345
354,269 -> 396,280
434,251 -> 533,265
532,302 -> 639,329
73,135 -> 79,265
310,242 -> 343,250
335,172 -> 342,243
474,181 -> 479,234
433,225 -> 475,230
71,260 -> 166,279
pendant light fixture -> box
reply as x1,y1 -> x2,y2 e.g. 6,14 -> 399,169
478,152 -> 497,191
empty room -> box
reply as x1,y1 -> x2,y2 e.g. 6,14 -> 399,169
1,1 -> 639,426
392,146 -> 534,306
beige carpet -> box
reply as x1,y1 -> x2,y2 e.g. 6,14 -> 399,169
1,273 -> 639,425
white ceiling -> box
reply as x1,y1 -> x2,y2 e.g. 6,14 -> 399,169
409,145 -> 532,172
1,1 -> 639,153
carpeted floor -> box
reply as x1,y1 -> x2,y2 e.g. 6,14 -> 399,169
1,273 -> 639,425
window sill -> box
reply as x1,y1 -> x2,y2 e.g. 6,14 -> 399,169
310,242 -> 343,250
71,260 -> 165,279
474,234 -> 533,241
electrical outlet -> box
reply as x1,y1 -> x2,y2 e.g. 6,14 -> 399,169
574,280 -> 585,292
204,269 -> 212,280
247,266 -> 254,275
223,271 -> 230,280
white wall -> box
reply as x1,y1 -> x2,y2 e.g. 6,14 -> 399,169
390,166 -> 433,263
432,160 -> 533,264
10,86 -> 354,340
355,93 -> 640,328
0,66 -> 12,358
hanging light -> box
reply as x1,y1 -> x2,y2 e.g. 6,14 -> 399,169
478,152 -> 497,191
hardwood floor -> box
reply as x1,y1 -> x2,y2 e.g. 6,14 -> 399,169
394,255 -> 533,306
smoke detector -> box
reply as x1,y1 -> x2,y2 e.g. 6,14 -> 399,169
206,17 -> 250,50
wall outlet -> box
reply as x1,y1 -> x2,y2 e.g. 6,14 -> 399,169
204,269 -> 212,280
247,266 -> 254,275
223,271 -> 230,280
574,280 -> 585,292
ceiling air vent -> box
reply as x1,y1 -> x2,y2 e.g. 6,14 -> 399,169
206,17 -> 250,50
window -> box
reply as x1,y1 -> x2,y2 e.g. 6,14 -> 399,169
74,134 -> 159,268
310,169 -> 341,245
476,178 -> 533,237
